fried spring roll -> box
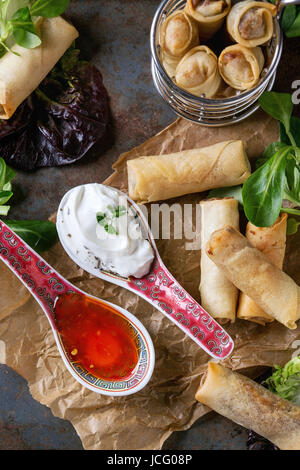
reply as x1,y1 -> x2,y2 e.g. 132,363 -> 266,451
226,0 -> 277,47
195,363 -> 300,450
206,226 -> 300,329
200,198 -> 239,323
175,45 -> 222,98
218,44 -> 264,91
237,214 -> 288,325
160,10 -> 199,78
0,17 -> 79,120
185,0 -> 231,39
127,140 -> 251,203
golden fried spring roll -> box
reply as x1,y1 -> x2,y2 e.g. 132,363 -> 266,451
196,363 -> 300,450
200,198 -> 239,323
206,226 -> 300,329
237,214 -> 288,325
226,0 -> 277,47
0,17 -> 79,120
185,0 -> 231,39
160,10 -> 199,78
127,140 -> 251,203
218,44 -> 264,91
175,45 -> 222,98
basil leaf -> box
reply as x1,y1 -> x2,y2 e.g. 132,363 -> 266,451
280,116 -> 300,148
0,206 -> 10,216
0,157 -> 16,189
242,148 -> 288,227
283,157 -> 300,206
285,11 -> 300,37
281,5 -> 297,32
4,219 -> 58,252
0,190 -> 13,205
10,7 -> 41,48
30,0 -> 70,18
286,217 -> 300,235
207,185 -> 243,208
259,92 -> 293,133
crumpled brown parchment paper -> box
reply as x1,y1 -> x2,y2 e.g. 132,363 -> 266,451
1,109 -> 300,450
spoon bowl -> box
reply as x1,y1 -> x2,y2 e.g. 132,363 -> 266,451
0,219 -> 155,396
57,184 -> 235,360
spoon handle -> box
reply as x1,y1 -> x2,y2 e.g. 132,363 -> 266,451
0,220 -> 77,326
128,255 -> 234,359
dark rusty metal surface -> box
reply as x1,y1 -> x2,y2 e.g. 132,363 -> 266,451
0,0 -> 299,450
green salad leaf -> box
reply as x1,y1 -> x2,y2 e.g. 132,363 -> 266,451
241,91 -> 300,231
0,0 -> 69,56
0,157 -> 58,252
4,219 -> 58,252
265,356 -> 300,406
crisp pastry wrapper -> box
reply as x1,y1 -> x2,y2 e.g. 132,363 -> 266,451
237,214 -> 288,325
185,0 -> 231,39
199,198 -> 239,323
206,226 -> 300,329
226,0 -> 277,47
0,16 -> 79,120
160,10 -> 199,78
1,110 -> 300,450
196,362 -> 300,450
218,44 -> 265,91
127,140 -> 250,203
175,45 -> 222,98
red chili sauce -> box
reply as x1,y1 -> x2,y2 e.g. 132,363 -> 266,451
54,293 -> 139,381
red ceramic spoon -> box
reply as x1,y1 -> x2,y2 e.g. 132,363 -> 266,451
57,186 -> 234,360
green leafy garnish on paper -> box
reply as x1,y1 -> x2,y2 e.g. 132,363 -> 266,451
0,157 -> 58,252
208,91 -> 300,234
0,0 -> 70,57
265,356 -> 300,406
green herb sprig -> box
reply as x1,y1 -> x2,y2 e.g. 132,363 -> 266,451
265,355 -> 300,406
0,0 -> 70,56
96,205 -> 127,235
0,157 -> 58,252
208,91 -> 300,233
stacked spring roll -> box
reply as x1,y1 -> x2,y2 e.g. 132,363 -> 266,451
160,10 -> 199,78
206,226 -> 300,329
185,0 -> 231,39
226,0 -> 277,47
175,45 -> 222,97
199,198 -> 239,323
237,214 -> 288,325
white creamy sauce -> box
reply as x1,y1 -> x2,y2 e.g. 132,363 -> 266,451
57,183 -> 154,278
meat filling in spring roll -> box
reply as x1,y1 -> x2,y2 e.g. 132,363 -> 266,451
226,1 -> 277,47
206,226 -> 300,329
218,44 -> 264,91
200,198 -> 239,323
196,363 -> 300,451
160,10 -> 199,78
175,45 -> 222,98
127,140 -> 250,203
237,214 -> 288,325
185,0 -> 231,39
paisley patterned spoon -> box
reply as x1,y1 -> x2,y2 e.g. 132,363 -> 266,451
0,219 -> 155,396
57,185 -> 234,360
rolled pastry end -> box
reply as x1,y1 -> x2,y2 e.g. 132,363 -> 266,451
218,44 -> 264,91
0,17 -> 79,120
206,226 -> 300,329
196,362 -> 300,450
